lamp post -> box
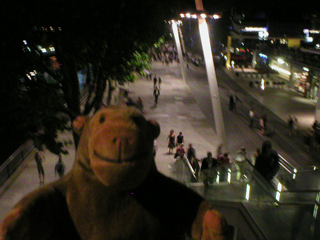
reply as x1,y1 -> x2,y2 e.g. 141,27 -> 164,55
195,0 -> 228,149
171,20 -> 187,82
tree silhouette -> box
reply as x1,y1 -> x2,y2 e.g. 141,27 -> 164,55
0,0 -> 180,158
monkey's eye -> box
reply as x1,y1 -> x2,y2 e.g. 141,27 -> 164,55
99,116 -> 105,123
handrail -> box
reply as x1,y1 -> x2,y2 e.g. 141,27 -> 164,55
0,139 -> 34,188
278,154 -> 296,174
181,156 -> 196,179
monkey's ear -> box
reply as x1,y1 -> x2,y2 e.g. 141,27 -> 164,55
72,116 -> 88,136
148,119 -> 160,140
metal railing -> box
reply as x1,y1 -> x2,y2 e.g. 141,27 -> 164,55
0,139 -> 34,188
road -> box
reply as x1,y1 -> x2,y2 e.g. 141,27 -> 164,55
184,60 -> 319,169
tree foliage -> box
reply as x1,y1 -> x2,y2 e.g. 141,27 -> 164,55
0,0 -> 183,159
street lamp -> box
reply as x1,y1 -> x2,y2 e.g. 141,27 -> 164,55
178,0 -> 227,149
171,20 -> 187,82
197,13 -> 227,150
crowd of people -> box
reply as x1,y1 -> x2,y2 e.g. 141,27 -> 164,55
167,130 -> 234,180
166,129 -> 280,184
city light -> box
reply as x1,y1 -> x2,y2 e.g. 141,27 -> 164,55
200,13 -> 206,19
277,58 -> 285,64
243,27 -> 267,32
212,14 -> 221,19
245,184 -> 251,201
180,13 -> 221,20
216,171 -> 220,183
271,65 -> 291,75
276,182 -> 282,202
261,79 -> 265,90
227,168 -> 231,183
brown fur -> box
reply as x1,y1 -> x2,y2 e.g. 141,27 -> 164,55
1,106 -> 227,240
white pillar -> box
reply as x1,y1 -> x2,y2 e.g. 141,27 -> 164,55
171,20 -> 186,82
316,90 -> 320,122
198,17 -> 227,149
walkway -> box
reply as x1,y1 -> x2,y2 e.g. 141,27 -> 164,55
1,59 -> 319,224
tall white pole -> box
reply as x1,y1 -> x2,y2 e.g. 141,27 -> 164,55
198,16 -> 227,149
316,90 -> 320,122
171,20 -> 186,82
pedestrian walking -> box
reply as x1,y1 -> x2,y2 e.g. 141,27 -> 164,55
167,129 -> 175,154
262,113 -> 268,130
201,151 -> 219,186
288,115 -> 294,136
249,108 -> 255,128
175,144 -> 186,159
229,94 -> 240,112
158,76 -> 162,89
55,155 -> 66,178
153,86 -> 160,105
187,143 -> 196,161
34,151 -> 45,184
235,147 -> 248,180
229,95 -> 235,111
259,117 -> 265,135
201,151 -> 219,171
288,115 -> 297,136
254,140 -> 280,182
153,75 -> 157,88
218,153 -> 231,165
216,144 -> 223,159
235,147 -> 247,163
176,132 -> 184,147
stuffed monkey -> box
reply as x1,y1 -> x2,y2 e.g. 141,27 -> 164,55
1,105 -> 227,240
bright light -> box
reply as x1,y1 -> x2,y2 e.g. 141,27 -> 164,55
212,14 -> 221,19
280,39 -> 287,44
277,58 -> 285,64
306,37 -> 313,43
259,31 -> 269,39
191,14 -> 197,19
271,65 -> 291,75
186,13 -> 191,18
313,204 -> 319,219
227,168 -> 231,183
243,27 -> 267,32
180,13 -> 185,18
245,184 -> 251,200
261,79 -> 265,90
276,183 -> 282,202
41,48 -> 47,53
200,13 -> 206,19
216,171 -> 220,183
292,168 -> 297,179
259,53 -> 268,59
